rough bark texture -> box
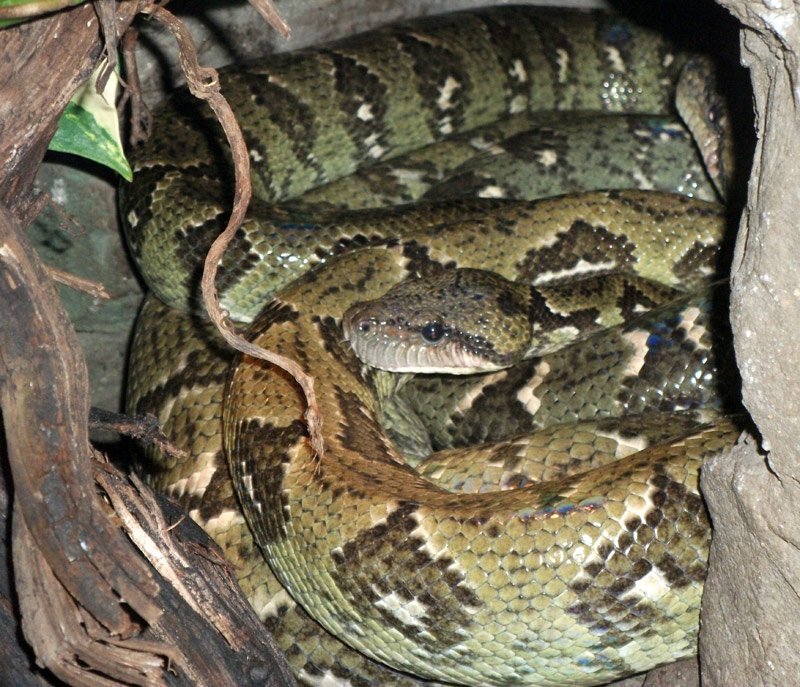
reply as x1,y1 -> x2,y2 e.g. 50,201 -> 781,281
700,1 -> 800,686
0,3 -> 296,686
0,463 -> 57,687
0,3 -> 103,218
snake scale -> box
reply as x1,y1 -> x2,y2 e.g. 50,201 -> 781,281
124,6 -> 743,687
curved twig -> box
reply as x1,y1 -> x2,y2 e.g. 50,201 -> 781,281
141,4 -> 324,456
247,0 -> 290,39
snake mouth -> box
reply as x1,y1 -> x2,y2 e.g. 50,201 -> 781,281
342,308 -> 500,374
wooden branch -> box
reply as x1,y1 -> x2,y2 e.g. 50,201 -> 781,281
0,0 -> 149,218
1,449 -> 298,687
88,407 -> 186,459
47,264 -> 111,298
0,178 -> 297,687
0,2 -> 100,217
0,202 -> 164,676
119,24 -> 153,146
246,0 -> 290,38
92,464 -> 298,687
0,2 -> 297,685
141,4 -> 325,457
0,464 -> 56,687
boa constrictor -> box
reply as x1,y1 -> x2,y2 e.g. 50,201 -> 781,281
124,6 -> 742,687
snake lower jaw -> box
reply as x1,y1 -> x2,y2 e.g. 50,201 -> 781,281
342,315 -> 504,374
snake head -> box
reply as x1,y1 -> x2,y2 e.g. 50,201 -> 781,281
342,268 -> 531,374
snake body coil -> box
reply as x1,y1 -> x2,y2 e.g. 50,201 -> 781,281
125,7 -> 740,687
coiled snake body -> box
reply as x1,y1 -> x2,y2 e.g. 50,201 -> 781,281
125,7 -> 741,687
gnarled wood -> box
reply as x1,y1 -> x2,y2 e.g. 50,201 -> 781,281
0,3 -> 297,685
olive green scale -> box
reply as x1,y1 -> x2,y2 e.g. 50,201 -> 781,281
124,6 -> 740,687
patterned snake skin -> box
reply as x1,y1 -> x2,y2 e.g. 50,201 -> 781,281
124,6 -> 742,687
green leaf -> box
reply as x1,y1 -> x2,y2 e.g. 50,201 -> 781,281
0,0 -> 88,29
49,60 -> 132,181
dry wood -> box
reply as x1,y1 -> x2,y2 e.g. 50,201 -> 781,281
0,2 -> 297,685
141,4 -> 325,457
88,407 -> 186,458
119,24 -> 153,146
247,0 -> 290,38
47,264 -> 111,298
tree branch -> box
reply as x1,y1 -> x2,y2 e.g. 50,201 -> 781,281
0,2 -> 297,685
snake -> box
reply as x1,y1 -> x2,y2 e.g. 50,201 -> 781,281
123,6 -> 744,687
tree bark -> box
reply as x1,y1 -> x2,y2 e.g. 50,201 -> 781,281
0,3 -> 295,685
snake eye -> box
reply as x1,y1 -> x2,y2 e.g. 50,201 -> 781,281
421,321 -> 446,343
